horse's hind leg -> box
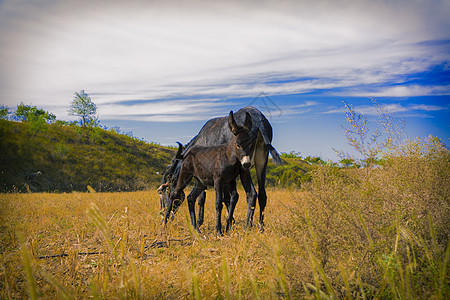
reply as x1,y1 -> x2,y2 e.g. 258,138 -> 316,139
214,180 -> 225,236
226,180 -> 239,232
240,169 -> 257,229
255,145 -> 269,232
223,185 -> 231,212
196,190 -> 206,227
223,184 -> 236,228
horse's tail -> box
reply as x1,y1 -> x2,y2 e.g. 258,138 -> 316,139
267,144 -> 282,165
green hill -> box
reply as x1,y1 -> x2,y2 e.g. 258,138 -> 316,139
0,120 -> 175,192
0,119 -> 313,193
265,156 -> 313,188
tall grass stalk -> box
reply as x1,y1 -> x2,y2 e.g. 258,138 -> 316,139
357,210 -> 373,249
305,242 -> 337,299
191,268 -> 202,300
273,243 -> 291,300
222,257 -> 231,300
439,240 -> 450,299
255,236 -> 291,300
87,202 -> 118,263
250,275 -> 261,300
376,219 -> 450,299
19,235 -> 38,300
356,273 -> 367,300
338,263 -> 352,300
129,256 -> 142,300
39,269 -> 74,300
304,209 -> 319,252
209,259 -> 222,299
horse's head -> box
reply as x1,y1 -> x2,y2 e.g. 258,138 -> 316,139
158,142 -> 185,215
228,111 -> 253,169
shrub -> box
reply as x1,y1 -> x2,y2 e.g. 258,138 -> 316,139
285,134 -> 449,298
336,99 -> 407,169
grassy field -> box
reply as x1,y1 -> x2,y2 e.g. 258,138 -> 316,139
0,189 -> 304,299
0,136 -> 449,299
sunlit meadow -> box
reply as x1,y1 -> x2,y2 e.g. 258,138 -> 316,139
1,134 -> 448,299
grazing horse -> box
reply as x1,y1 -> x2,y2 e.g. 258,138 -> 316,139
165,111 -> 253,235
158,146 -> 235,225
160,106 -> 281,230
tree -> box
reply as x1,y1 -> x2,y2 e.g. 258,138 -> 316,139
14,103 -> 56,136
15,103 -> 56,122
304,156 -> 327,166
339,157 -> 359,168
68,90 -> 98,127
0,105 -> 8,119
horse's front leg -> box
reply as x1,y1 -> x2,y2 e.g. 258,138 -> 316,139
166,170 -> 192,228
164,189 -> 178,227
226,180 -> 239,232
214,180 -> 224,236
187,185 -> 204,233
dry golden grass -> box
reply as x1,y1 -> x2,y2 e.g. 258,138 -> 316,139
0,189 -> 309,299
1,138 -> 449,299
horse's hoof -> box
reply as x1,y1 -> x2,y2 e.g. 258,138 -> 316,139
258,223 -> 265,233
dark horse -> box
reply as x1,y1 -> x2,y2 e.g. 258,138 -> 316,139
165,111 -> 254,235
159,106 -> 281,230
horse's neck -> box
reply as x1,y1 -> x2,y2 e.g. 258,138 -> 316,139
223,140 -> 239,165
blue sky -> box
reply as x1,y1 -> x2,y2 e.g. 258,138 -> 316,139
0,0 -> 449,160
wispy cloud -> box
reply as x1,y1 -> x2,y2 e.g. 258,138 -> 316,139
336,84 -> 450,98
275,101 -> 319,116
409,104 -> 448,111
356,104 -> 409,116
0,0 -> 449,122
99,98 -> 233,122
322,107 -> 345,114
323,101 -> 448,118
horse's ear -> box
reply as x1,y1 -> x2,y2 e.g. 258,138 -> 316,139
175,142 -> 183,159
244,112 -> 252,131
228,111 -> 239,134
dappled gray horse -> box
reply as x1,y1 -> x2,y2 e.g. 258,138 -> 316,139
159,106 -> 281,230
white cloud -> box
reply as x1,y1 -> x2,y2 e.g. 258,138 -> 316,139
322,101 -> 449,120
98,98 -> 233,122
274,101 -> 318,116
0,0 -> 449,121
337,85 -> 450,98
322,107 -> 345,114
357,104 -> 409,115
324,103 -> 409,116
409,104 -> 448,111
